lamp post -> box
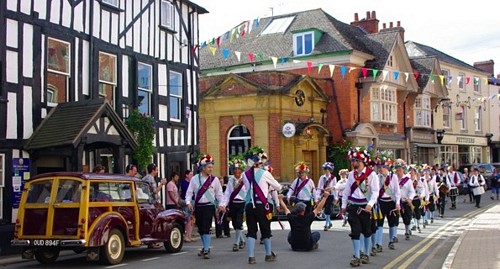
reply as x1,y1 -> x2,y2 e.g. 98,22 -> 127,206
486,133 -> 494,163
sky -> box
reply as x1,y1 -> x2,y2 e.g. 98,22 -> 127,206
193,0 -> 500,75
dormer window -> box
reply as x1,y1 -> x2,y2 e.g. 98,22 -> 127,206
293,31 -> 314,56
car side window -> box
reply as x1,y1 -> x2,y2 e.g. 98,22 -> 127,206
26,180 -> 53,203
90,182 -> 133,202
56,179 -> 82,203
136,182 -> 153,204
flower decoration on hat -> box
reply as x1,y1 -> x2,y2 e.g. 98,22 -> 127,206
322,162 -> 335,171
421,164 -> 432,173
393,158 -> 407,168
347,147 -> 370,163
229,156 -> 247,172
379,158 -> 394,169
244,146 -> 268,166
197,154 -> 214,169
295,161 -> 310,173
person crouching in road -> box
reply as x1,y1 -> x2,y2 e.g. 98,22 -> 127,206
279,190 -> 330,251
185,154 -> 226,259
342,148 -> 379,267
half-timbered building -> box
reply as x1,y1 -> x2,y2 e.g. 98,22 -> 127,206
0,0 -> 207,250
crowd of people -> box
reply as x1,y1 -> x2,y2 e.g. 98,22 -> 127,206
99,146 -> 499,267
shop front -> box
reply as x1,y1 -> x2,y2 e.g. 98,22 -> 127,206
377,135 -> 406,162
410,130 -> 439,166
438,134 -> 489,168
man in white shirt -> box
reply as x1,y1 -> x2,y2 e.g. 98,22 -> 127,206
446,166 -> 460,210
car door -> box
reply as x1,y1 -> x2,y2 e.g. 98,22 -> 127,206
136,181 -> 160,238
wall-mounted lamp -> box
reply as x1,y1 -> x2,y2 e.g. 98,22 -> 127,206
185,106 -> 191,119
456,94 -> 471,109
436,129 -> 445,144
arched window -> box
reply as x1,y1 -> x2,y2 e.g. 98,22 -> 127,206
227,125 -> 251,158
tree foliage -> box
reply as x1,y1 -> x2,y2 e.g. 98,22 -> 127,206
125,110 -> 156,171
327,140 -> 353,177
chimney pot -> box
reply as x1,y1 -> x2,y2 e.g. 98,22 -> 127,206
366,11 -> 371,19
354,13 -> 359,21
371,11 -> 376,19
397,21 -> 401,27
390,22 -> 393,28
383,23 -> 386,29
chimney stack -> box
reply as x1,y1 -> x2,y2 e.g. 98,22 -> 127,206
474,60 -> 495,77
351,10 -> 379,34
389,22 -> 393,28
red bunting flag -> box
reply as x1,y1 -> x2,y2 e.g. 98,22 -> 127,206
216,37 -> 221,48
465,77 -> 471,84
248,53 -> 255,62
307,61 -> 313,73
362,68 -> 368,78
191,45 -> 198,54
413,71 -> 419,80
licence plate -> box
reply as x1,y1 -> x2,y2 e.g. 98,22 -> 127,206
32,239 -> 60,246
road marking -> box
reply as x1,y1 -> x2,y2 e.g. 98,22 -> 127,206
172,251 -> 187,256
142,257 -> 160,262
106,264 -> 127,268
383,206 -> 486,269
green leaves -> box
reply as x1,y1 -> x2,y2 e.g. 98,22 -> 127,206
125,110 -> 156,171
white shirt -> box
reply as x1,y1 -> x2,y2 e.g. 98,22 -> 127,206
317,174 -> 338,200
379,172 -> 401,205
415,177 -> 430,201
336,177 -> 348,197
243,167 -> 282,205
469,174 -> 485,187
223,175 -> 248,204
185,173 -> 225,206
287,177 -> 316,201
341,167 -> 380,209
398,174 -> 415,201
426,176 -> 439,198
446,172 -> 460,189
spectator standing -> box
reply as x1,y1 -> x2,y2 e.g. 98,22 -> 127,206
165,172 -> 180,210
93,165 -> 105,173
142,163 -> 167,201
469,167 -> 486,208
180,170 -> 195,242
125,164 -> 138,177
490,169 -> 500,200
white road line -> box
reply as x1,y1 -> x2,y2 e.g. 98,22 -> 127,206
172,251 -> 187,256
142,257 -> 160,262
106,264 -> 128,268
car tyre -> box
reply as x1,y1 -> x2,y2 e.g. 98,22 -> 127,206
316,209 -> 326,221
164,223 -> 183,253
34,249 -> 60,264
99,229 -> 125,265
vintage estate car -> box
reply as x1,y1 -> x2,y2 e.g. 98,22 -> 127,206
11,172 -> 185,265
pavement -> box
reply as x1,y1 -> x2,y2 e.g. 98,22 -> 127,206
443,199 -> 500,269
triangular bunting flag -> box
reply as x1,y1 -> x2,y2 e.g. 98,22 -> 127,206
256,53 -> 265,60
191,45 -> 198,54
393,71 -> 399,81
222,49 -> 230,59
293,60 -> 301,64
318,63 -> 324,74
382,70 -> 389,81
448,76 -> 453,85
307,61 -> 313,73
372,69 -> 379,80
430,74 -> 435,84
235,51 -> 241,62
413,71 -> 419,80
349,67 -> 356,73
340,66 -> 347,78
216,37 -> 221,48
405,72 -> 409,82
209,46 -> 217,56
457,76 -> 462,86
248,53 -> 255,62
201,41 -> 207,49
281,58 -> 288,64
271,57 -> 278,68
230,29 -> 235,43
362,68 -> 368,78
465,77 -> 471,85
440,75 -> 445,85
329,65 -> 335,77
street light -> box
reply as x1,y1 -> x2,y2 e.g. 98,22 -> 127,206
436,129 -> 445,144
486,133 -> 493,145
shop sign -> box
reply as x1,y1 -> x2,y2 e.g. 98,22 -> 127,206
282,123 -> 296,138
378,139 -> 406,148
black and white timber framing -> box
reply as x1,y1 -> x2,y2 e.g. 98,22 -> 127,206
0,0 -> 206,226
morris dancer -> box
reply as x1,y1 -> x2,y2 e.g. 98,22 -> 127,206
436,167 -> 448,218
394,159 -> 415,241
243,146 -> 282,264
423,166 -> 439,225
375,158 -> 401,251
185,154 -> 226,259
446,166 -> 460,210
342,148 -> 379,267
410,167 -> 428,233
317,162 -> 337,231
287,162 -> 316,215
224,157 -> 248,252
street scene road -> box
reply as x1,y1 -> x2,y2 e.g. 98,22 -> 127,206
2,195 -> 498,269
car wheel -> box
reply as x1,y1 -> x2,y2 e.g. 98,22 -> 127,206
99,229 -> 125,265
34,249 -> 60,264
164,223 -> 183,253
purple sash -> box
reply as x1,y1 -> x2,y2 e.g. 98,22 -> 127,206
293,178 -> 310,196
195,175 -> 214,205
399,176 -> 410,188
245,169 -> 272,217
379,173 -> 392,197
228,180 -> 244,204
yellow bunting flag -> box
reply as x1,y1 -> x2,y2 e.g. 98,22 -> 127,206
209,46 -> 217,56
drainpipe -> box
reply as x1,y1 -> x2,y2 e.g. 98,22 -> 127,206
89,0 -> 95,99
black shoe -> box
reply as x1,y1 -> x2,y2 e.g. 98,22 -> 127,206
202,250 -> 210,259
417,227 -> 421,233
265,251 -> 277,262
405,233 -> 410,240
411,226 -> 416,231
259,239 -> 264,244
376,244 -> 383,252
248,257 -> 256,264
431,218 -> 434,224
393,236 -> 398,243
216,235 -> 223,238
313,243 -> 319,250
328,223 -> 333,228
233,244 -> 239,252
370,247 -> 377,256
360,254 -> 370,264
239,241 -> 246,249
225,234 -> 231,238
350,256 -> 361,267
388,242 -> 395,250
324,226 -> 328,231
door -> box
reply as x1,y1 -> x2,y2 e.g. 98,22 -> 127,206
303,151 -> 316,184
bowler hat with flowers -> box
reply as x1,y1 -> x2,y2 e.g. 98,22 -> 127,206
244,146 -> 268,166
347,147 -> 371,163
295,161 -> 310,173
229,157 -> 247,172
197,154 -> 214,170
